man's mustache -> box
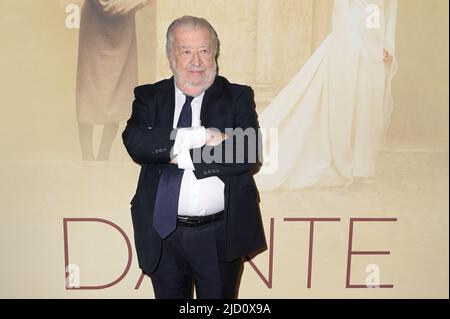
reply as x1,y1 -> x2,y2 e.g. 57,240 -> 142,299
187,62 -> 209,71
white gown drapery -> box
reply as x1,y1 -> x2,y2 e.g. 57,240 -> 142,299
256,0 -> 398,191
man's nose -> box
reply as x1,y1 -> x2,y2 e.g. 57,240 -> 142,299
191,52 -> 201,66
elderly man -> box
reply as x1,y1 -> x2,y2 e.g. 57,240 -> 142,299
123,16 -> 266,299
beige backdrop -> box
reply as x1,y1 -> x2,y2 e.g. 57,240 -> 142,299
0,0 -> 448,298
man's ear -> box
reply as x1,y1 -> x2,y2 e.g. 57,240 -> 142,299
167,52 -> 175,71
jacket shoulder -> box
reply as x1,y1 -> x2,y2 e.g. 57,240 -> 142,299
215,76 -> 254,96
134,78 -> 173,99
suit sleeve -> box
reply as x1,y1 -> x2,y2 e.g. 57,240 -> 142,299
94,0 -> 151,16
122,86 -> 176,165
190,86 -> 263,179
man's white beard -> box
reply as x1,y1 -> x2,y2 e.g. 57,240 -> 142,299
171,60 -> 217,93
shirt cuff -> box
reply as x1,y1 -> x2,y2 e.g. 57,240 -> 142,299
176,149 -> 195,170
173,126 -> 206,156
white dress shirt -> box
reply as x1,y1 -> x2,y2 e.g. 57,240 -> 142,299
172,83 -> 225,217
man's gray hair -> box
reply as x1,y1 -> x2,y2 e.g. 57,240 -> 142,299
166,15 -> 220,60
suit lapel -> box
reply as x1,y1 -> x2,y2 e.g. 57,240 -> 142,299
155,77 -> 176,128
200,77 -> 224,128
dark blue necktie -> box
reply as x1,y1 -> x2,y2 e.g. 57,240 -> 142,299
153,95 -> 194,239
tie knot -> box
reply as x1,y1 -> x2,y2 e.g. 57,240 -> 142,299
185,95 -> 194,104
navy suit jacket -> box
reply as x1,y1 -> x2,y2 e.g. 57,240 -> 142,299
122,75 -> 267,274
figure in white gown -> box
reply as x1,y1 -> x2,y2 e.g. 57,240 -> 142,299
255,0 -> 398,191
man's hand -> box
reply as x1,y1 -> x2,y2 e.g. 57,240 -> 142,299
205,128 -> 228,146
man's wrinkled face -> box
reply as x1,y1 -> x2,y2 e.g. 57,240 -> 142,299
168,25 -> 216,94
